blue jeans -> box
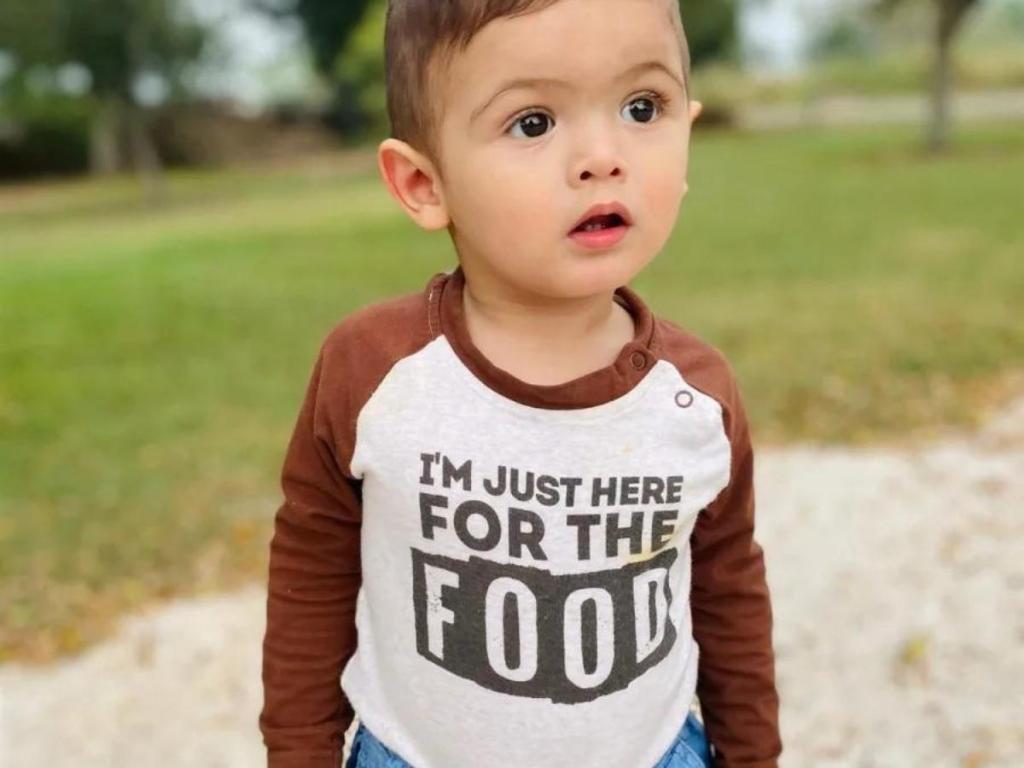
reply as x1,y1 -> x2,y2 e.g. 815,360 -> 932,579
345,710 -> 712,768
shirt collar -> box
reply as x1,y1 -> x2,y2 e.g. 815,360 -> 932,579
427,264 -> 657,409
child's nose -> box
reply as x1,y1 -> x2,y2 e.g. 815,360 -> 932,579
578,163 -> 623,182
570,120 -> 627,183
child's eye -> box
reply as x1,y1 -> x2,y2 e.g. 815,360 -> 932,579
506,111 -> 554,140
621,91 -> 668,124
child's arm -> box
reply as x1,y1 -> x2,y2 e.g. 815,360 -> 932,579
690,371 -> 782,768
259,346 -> 362,768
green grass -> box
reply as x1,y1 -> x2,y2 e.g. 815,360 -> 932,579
2,123 -> 1022,662
644,122 -> 1024,442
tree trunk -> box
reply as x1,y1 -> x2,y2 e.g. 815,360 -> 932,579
89,98 -> 123,175
125,104 -> 165,203
926,0 -> 977,154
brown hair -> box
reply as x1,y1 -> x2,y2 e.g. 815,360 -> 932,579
384,0 -> 691,172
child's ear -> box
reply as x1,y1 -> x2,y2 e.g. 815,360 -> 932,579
377,138 -> 450,231
689,99 -> 703,124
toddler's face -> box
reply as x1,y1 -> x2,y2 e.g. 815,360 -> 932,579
382,0 -> 701,300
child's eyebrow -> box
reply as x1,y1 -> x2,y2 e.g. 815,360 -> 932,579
469,59 -> 684,123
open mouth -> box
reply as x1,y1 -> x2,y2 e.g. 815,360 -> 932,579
572,213 -> 627,233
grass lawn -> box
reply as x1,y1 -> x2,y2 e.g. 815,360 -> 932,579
1,121 -> 1022,663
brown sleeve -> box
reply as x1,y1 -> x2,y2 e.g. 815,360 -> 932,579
690,368 -> 782,768
259,344 -> 362,768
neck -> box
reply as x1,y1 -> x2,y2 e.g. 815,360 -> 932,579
453,262 -> 638,389
464,262 -> 622,333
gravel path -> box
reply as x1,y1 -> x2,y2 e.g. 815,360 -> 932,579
735,87 -> 1024,130
3,397 -> 1022,768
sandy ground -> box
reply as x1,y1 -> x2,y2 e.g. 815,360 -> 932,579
735,88 -> 1024,130
2,397 -> 1023,768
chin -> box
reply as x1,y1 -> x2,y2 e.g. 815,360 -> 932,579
548,255 -> 652,298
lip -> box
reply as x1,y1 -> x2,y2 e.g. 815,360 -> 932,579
567,200 -> 633,251
569,201 -> 634,234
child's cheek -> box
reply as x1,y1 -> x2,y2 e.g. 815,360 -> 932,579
499,169 -> 562,239
643,167 -> 686,241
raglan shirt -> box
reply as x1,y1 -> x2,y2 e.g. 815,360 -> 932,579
259,265 -> 782,768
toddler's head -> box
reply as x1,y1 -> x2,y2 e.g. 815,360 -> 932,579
377,0 -> 703,300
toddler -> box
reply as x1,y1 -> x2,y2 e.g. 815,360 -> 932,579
259,1 -> 782,766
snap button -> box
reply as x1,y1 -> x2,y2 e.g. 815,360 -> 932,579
675,389 -> 693,408
630,351 -> 647,370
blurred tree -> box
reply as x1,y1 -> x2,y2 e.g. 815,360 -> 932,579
252,0 -> 374,74
249,0 -> 375,139
808,14 -> 881,61
0,0 -> 205,187
684,0 -> 741,64
330,0 -> 388,141
873,0 -> 985,152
